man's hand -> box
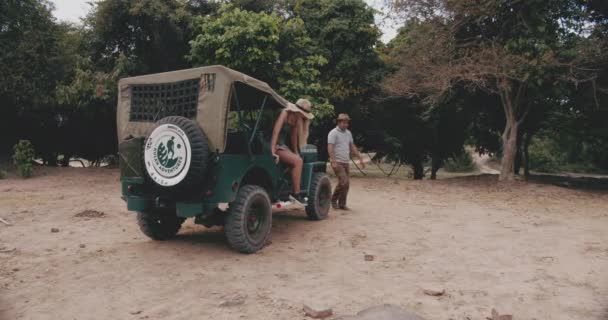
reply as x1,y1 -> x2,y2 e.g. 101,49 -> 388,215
272,153 -> 279,164
359,158 -> 366,169
330,159 -> 338,170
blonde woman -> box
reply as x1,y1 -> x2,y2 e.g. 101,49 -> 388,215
271,98 -> 314,203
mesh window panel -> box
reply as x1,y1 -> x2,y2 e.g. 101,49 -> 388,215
129,79 -> 200,122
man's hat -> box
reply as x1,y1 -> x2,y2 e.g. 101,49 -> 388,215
337,113 -> 351,122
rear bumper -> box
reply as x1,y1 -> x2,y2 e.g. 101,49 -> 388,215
122,195 -> 217,218
123,195 -> 152,212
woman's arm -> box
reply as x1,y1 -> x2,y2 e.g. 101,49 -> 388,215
291,117 -> 300,154
271,110 -> 287,156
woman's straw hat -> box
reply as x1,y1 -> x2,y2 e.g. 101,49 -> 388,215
285,98 -> 314,120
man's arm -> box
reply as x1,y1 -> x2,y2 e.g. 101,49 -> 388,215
350,142 -> 365,169
328,143 -> 337,168
327,130 -> 338,169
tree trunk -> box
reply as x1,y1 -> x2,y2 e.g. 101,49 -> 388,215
60,154 -> 71,167
430,156 -> 441,180
412,161 -> 424,180
44,153 -> 58,167
523,133 -> 531,177
497,79 -> 528,181
514,136 -> 522,175
499,120 -> 519,181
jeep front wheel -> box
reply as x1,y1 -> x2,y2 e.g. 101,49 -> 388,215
137,209 -> 185,240
306,173 -> 332,220
225,185 -> 272,253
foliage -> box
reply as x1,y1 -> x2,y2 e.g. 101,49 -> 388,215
188,4 -> 334,120
0,170 -> 6,179
529,126 -> 608,174
86,0 -> 203,74
230,0 -> 277,13
0,0 -> 63,154
1,0 -> 606,178
189,6 -> 282,81
384,0 -> 604,181
282,0 -> 385,159
360,92 -> 473,179
12,140 -> 35,178
443,151 -> 476,173
288,0 -> 384,102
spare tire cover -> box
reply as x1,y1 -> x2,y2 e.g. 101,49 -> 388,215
143,116 -> 208,188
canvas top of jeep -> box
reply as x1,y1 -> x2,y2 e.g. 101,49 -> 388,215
117,65 -> 290,153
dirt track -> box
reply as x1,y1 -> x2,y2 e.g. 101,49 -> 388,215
1,168 -> 608,320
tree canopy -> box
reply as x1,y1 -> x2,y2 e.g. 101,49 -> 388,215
383,0 -> 606,180
1,0 -> 606,180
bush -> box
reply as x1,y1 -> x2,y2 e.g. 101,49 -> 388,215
0,170 -> 6,179
444,151 -> 476,172
12,140 -> 35,178
527,135 -> 607,174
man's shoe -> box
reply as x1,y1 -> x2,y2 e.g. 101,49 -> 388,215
339,206 -> 350,211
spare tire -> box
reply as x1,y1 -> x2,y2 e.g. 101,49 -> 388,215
143,116 -> 209,189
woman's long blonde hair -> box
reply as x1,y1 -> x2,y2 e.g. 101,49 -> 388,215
297,117 -> 310,149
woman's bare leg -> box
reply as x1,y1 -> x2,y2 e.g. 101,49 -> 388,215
276,149 -> 303,194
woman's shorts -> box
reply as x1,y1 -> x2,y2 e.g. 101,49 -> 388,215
276,144 -> 290,151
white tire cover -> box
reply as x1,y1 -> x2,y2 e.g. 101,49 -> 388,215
144,124 -> 192,187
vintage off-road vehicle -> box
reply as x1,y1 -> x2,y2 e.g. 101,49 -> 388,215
117,65 -> 332,253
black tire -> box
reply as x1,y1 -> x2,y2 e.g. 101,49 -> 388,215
137,209 -> 185,240
147,116 -> 209,190
306,173 -> 332,220
225,185 -> 272,253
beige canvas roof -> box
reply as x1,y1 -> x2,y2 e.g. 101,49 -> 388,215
117,65 -> 290,153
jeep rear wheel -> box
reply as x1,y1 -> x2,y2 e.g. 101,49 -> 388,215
306,173 -> 332,220
144,116 -> 209,189
137,209 -> 185,240
225,185 -> 272,253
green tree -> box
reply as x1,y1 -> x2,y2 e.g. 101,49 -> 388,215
188,4 -> 333,117
289,0 -> 383,102
86,0 -> 209,75
384,0 -> 603,181
284,0 -> 385,159
13,140 -> 35,178
0,0 -> 63,156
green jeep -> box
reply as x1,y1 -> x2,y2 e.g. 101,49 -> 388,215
117,65 -> 332,253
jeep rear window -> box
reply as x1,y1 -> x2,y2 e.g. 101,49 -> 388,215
129,79 -> 200,122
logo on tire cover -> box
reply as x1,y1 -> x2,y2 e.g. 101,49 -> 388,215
144,124 -> 191,186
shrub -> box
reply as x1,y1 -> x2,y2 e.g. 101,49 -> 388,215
0,170 -> 6,179
444,151 -> 476,172
12,140 -> 35,178
528,136 -> 562,173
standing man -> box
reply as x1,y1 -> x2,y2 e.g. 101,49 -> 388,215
327,113 -> 365,210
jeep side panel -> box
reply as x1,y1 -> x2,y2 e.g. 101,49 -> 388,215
175,154 -> 280,218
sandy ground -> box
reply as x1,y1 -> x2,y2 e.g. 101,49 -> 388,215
1,167 -> 608,320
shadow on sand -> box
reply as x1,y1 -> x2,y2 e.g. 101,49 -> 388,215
527,173 -> 608,191
165,209 -> 311,251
